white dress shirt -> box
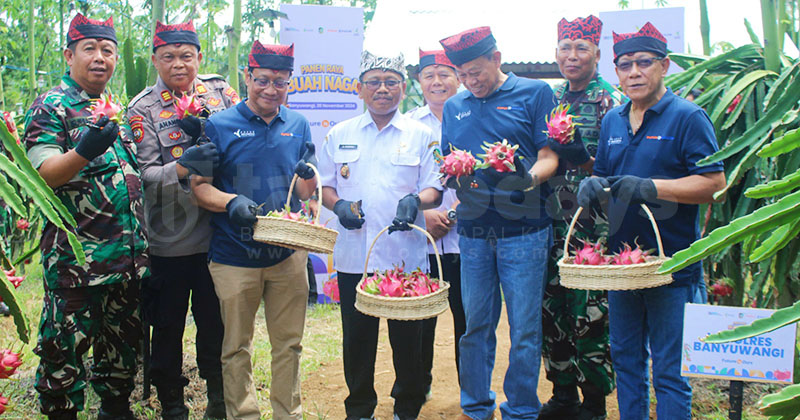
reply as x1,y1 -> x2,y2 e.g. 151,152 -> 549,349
319,111 -> 443,274
408,105 -> 460,255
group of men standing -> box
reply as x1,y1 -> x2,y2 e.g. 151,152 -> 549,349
19,9 -> 725,420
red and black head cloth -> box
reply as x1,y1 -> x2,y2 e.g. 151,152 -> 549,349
439,26 -> 496,66
557,15 -> 603,45
248,41 -> 294,71
66,13 -> 116,47
153,20 -> 201,52
419,49 -> 455,71
612,22 -> 668,63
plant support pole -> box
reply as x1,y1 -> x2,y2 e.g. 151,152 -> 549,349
28,0 -> 35,105
761,0 -> 781,72
729,380 -> 743,420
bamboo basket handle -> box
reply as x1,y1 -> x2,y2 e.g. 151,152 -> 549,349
285,162 -> 323,225
362,223 -> 444,284
562,203 -> 666,259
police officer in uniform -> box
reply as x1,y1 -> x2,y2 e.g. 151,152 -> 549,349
128,20 -> 239,420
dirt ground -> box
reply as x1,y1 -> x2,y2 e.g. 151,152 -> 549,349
301,306 -> 622,420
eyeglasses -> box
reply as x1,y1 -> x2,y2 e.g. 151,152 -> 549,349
362,79 -> 402,90
616,56 -> 664,72
252,77 -> 290,89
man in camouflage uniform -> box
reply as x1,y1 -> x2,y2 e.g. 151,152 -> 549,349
540,15 -> 624,420
127,20 -> 239,420
22,14 -> 148,420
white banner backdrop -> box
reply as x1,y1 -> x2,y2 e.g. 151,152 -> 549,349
280,4 -> 364,303
598,7 -> 685,85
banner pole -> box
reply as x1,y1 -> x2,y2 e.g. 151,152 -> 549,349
729,380 -> 743,420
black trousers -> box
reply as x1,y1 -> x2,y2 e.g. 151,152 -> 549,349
143,254 -> 224,389
338,271 -> 426,420
422,253 -> 465,389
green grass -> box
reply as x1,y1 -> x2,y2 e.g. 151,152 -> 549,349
0,258 -> 343,420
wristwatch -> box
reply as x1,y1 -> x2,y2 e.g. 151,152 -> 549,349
446,208 -> 457,221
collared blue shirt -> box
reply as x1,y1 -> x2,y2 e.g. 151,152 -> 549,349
205,101 -> 313,268
441,72 -> 556,239
595,89 -> 724,286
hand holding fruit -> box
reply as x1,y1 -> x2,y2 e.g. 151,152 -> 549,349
294,142 -> 317,180
577,177 -> 610,209
177,115 -> 203,143
177,142 -> 219,177
608,175 -> 657,204
76,115 -> 119,160
547,128 -> 591,166
389,193 -> 421,234
333,199 -> 365,230
483,155 -> 534,191
227,195 -> 258,228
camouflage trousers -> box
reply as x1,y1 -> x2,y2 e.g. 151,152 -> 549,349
33,279 -> 141,414
542,255 -> 614,395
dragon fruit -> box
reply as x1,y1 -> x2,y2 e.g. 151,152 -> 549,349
545,103 -> 579,144
265,204 -> 315,224
89,93 -> 123,124
710,282 -> 734,297
361,266 -> 439,298
323,277 -> 340,302
0,349 -> 22,379
0,394 -> 8,415
610,242 -> 652,265
174,92 -> 205,119
477,139 -> 519,172
725,94 -> 742,114
441,147 -> 479,179
15,219 -> 29,231
573,239 -> 608,266
2,111 -> 18,143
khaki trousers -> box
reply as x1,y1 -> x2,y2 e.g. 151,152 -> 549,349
209,250 -> 309,420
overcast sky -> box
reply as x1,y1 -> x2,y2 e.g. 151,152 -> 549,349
360,0 -> 773,63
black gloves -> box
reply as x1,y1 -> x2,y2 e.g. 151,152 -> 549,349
484,155 -> 534,191
294,142 -> 317,180
333,199 -> 365,230
76,116 -> 119,160
226,195 -> 258,228
577,177 -> 610,209
444,173 -> 476,192
608,175 -> 657,204
176,115 -> 203,144
547,128 -> 591,166
388,193 -> 421,234
177,142 -> 219,177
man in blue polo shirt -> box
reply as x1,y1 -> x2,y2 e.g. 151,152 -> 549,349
439,26 -> 559,420
577,22 -> 725,419
191,41 -> 317,420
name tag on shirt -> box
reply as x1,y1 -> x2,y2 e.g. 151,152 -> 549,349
339,144 -> 358,150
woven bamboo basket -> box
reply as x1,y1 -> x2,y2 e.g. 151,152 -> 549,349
558,204 -> 672,290
253,163 -> 338,254
355,224 -> 450,320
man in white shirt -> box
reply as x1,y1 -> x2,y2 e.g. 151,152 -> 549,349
319,50 -> 443,420
408,49 -> 466,393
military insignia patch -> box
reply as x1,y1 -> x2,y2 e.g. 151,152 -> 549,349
161,90 -> 173,102
340,163 -> 350,179
159,110 -> 174,119
132,124 -> 144,143
231,94 -> 240,104
171,145 -> 184,158
129,115 -> 144,124
196,84 -> 208,94
208,97 -> 221,107
225,87 -> 237,97
168,131 -> 181,141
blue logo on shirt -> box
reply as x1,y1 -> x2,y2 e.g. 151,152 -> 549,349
646,135 -> 675,141
233,129 -> 256,138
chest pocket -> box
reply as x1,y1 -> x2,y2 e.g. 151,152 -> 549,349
334,148 -> 361,187
155,116 -> 193,163
387,153 -> 420,191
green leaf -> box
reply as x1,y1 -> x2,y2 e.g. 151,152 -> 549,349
698,88 -> 800,165
759,383 -> 800,416
744,19 -> 762,46
704,301 -> 800,344
678,69 -> 707,98
657,190 -> 800,274
0,173 -> 26,216
694,75 -> 734,108
763,61 -> 800,112
759,128 -> 800,158
749,219 -> 800,263
0,268 -> 30,343
720,83 -> 756,131
708,70 -> 776,125
745,168 -> 800,199
713,128 -> 774,200
665,44 -> 762,89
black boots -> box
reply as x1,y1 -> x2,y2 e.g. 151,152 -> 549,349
97,394 -> 135,420
539,384 -> 581,419
578,386 -> 607,420
47,411 -> 77,420
158,386 -> 189,420
203,376 -> 227,420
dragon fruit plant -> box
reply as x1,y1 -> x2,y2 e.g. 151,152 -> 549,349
174,92 -> 205,119
545,103 -> 579,144
89,93 -> 124,124
477,139 -> 519,172
360,265 -> 440,298
440,146 -> 480,186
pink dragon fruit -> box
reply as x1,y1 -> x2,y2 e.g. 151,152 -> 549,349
441,147 -> 479,177
174,92 -> 205,119
710,282 -> 733,297
15,219 -> 29,231
2,111 -> 18,143
323,277 -> 340,302
364,267 -> 440,298
477,139 -> 519,172
0,349 -> 22,379
573,240 -> 608,266
725,94 -> 742,114
610,242 -> 652,265
90,93 -> 123,124
545,103 -> 579,144
361,274 -> 381,295
0,394 -> 8,415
